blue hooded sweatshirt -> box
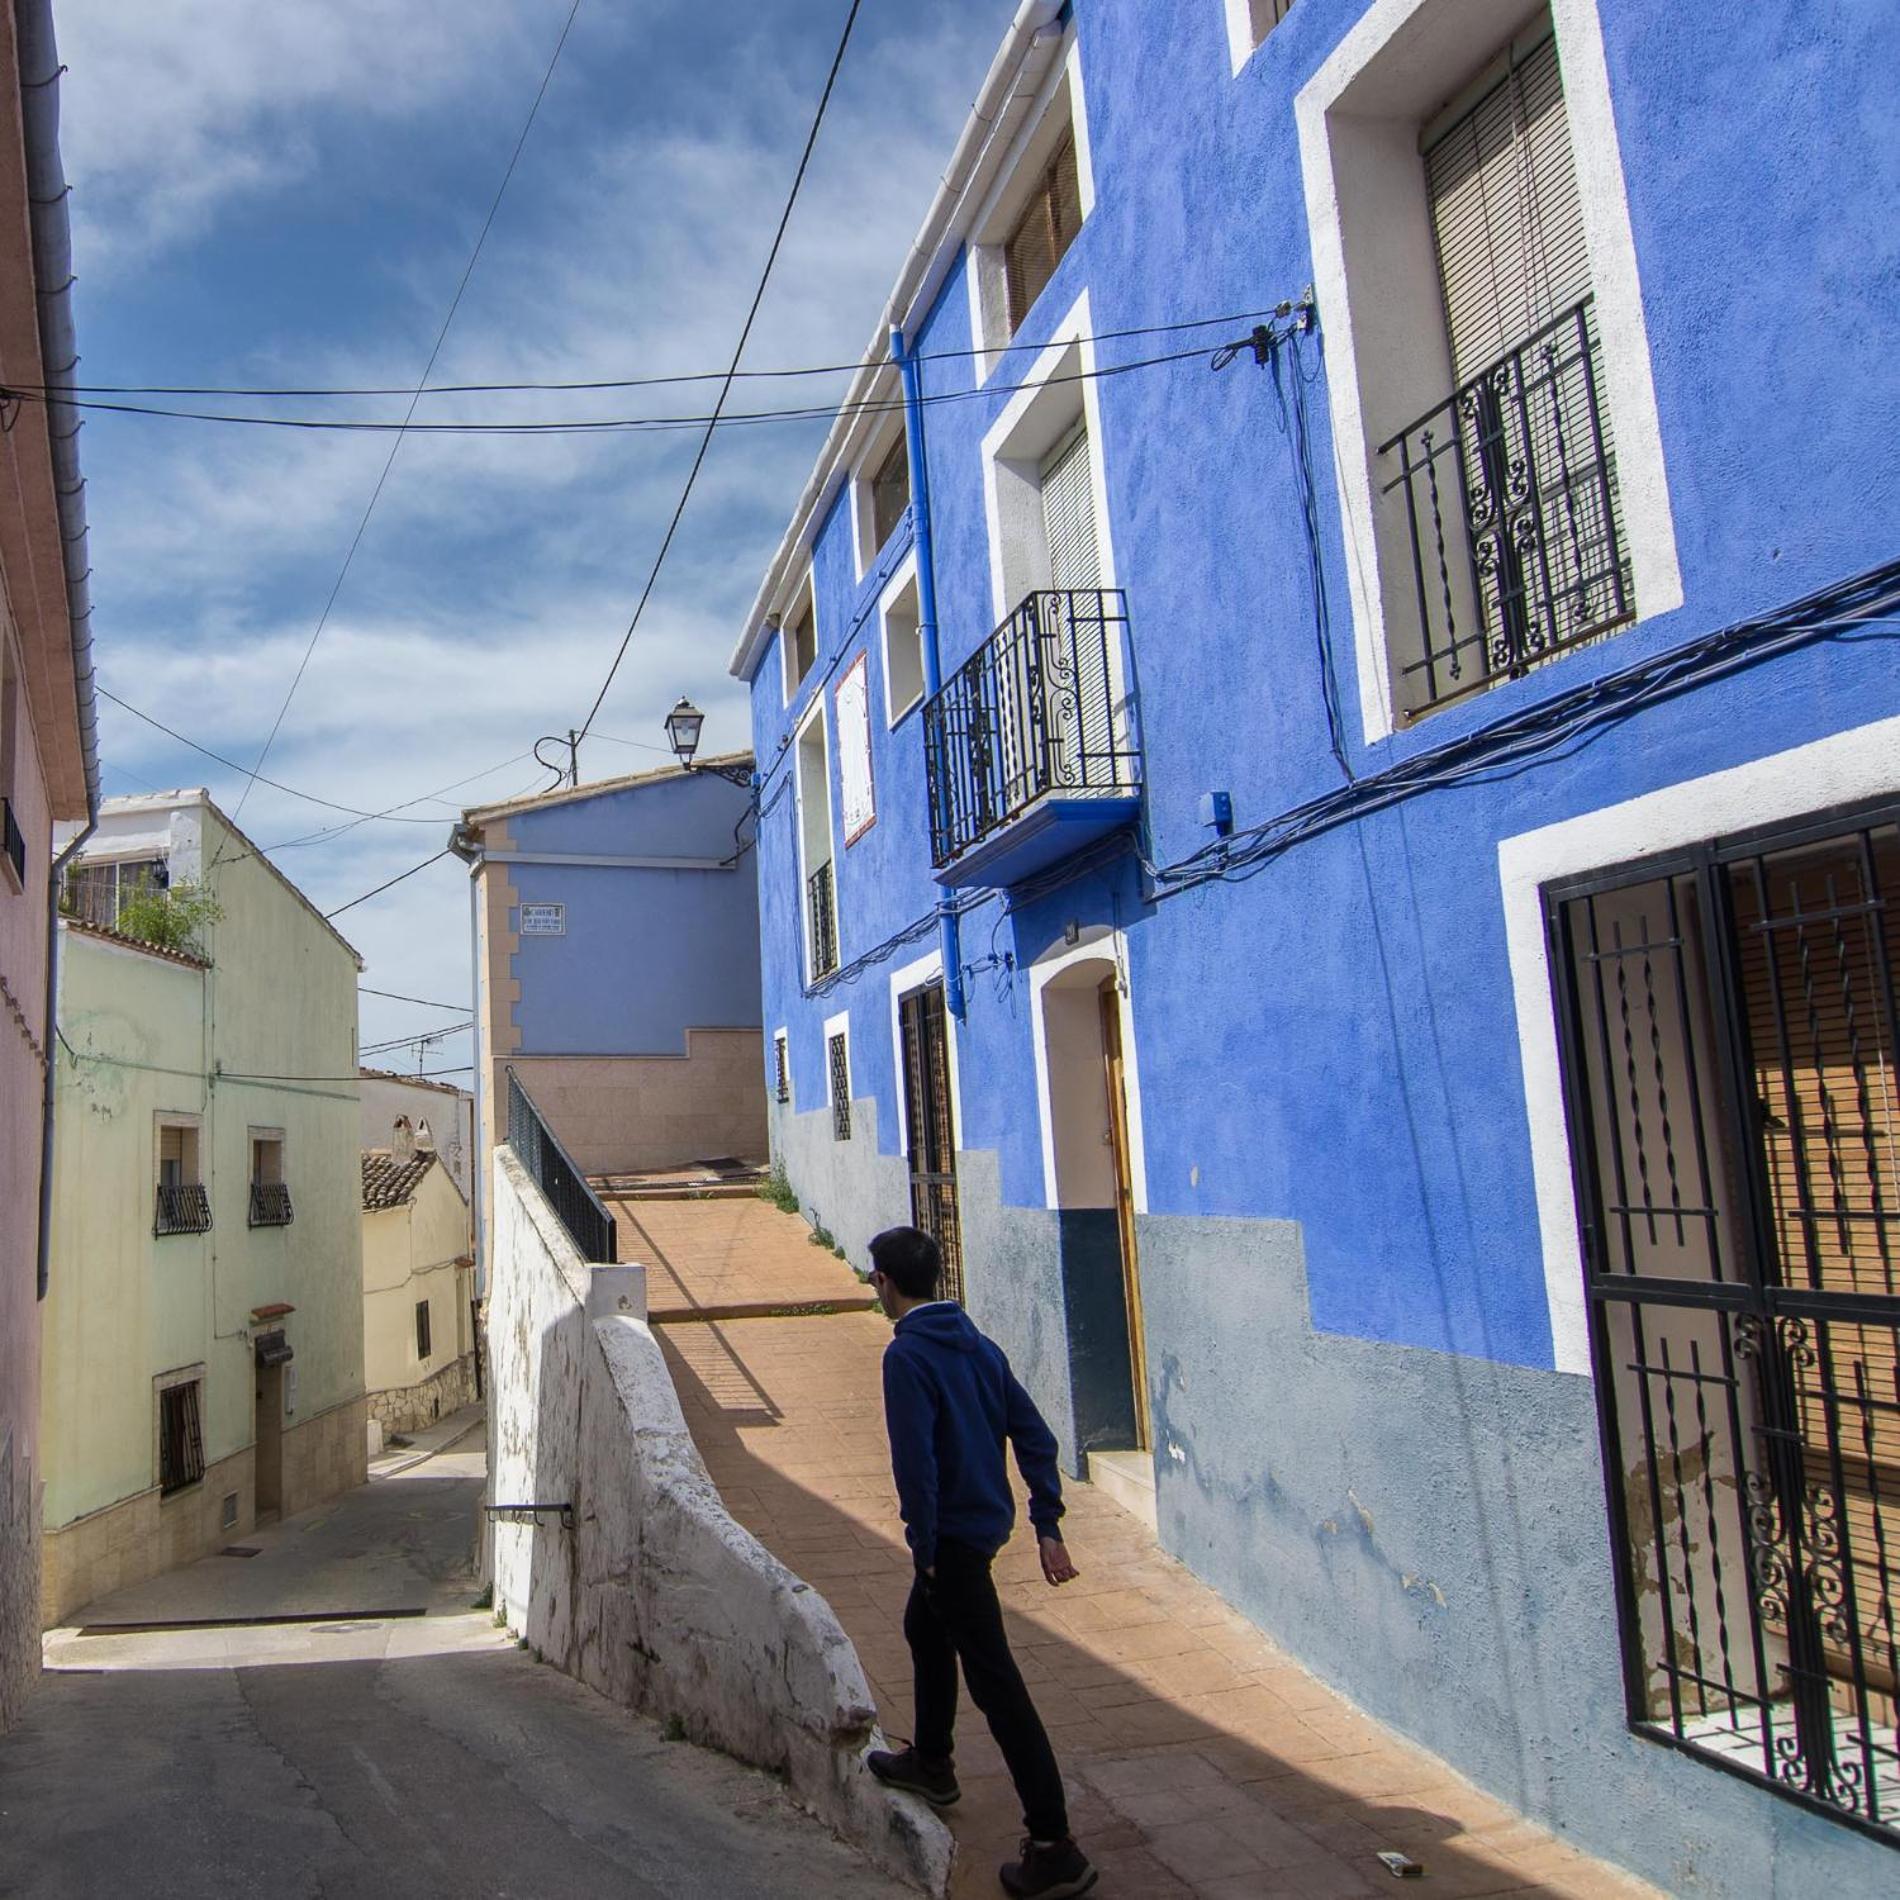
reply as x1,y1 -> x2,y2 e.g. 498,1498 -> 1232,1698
881,1302 -> 1064,1571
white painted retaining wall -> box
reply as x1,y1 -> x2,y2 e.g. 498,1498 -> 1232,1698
486,1148 -> 951,1893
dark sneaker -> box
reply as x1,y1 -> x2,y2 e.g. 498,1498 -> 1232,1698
1000,1836 -> 1097,1898
865,1743 -> 960,1808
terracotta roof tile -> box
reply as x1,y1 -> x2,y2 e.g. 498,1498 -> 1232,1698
362,1147 -> 436,1210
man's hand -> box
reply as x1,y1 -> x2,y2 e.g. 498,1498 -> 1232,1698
1038,1536 -> 1078,1586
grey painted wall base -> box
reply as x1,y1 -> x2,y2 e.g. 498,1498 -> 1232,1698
1137,1213 -> 1894,1900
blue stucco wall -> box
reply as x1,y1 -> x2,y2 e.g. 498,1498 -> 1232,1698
505,770 -> 761,1056
742,2 -> 1900,1891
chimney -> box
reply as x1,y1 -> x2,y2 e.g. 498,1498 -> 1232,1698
391,1116 -> 416,1161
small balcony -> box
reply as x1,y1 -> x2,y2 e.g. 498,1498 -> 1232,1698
923,589 -> 1141,889
249,1181 -> 294,1228
807,859 -> 838,980
154,1182 -> 213,1236
1379,296 -> 1632,718
1,796 -> 24,888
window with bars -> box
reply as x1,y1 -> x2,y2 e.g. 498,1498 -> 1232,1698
1549,805 -> 1900,1840
249,1133 -> 293,1226
1003,129 -> 1083,337
155,1122 -> 212,1235
774,1032 -> 790,1105
159,1380 -> 205,1495
828,1032 -> 851,1142
415,1299 -> 433,1361
869,432 -> 911,556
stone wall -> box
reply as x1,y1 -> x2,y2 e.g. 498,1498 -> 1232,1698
279,1395 -> 368,1523
41,1443 -> 255,1627
369,1353 -> 478,1438
505,1029 -> 767,1176
487,1146 -> 950,1894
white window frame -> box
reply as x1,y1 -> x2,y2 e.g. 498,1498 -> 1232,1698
1499,714 -> 1900,1377
1296,0 -> 1680,745
772,1027 -> 791,1109
850,405 -> 911,581
1028,927 -> 1150,1216
793,695 -> 838,987
979,288 -> 1120,624
879,550 -> 925,727
1226,0 -> 1297,74
779,567 -> 821,708
888,947 -> 964,1170
823,1008 -> 852,1138
963,31 -> 1096,382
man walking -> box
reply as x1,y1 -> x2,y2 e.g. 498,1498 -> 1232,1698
863,1226 -> 1097,1899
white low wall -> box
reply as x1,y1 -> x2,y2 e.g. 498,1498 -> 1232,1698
486,1148 -> 951,1894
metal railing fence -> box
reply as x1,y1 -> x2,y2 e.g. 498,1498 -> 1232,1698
505,1066 -> 617,1263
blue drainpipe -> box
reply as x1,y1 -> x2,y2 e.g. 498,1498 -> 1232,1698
891,323 -> 965,1021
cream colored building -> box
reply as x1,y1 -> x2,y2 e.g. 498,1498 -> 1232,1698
361,1124 -> 476,1440
40,791 -> 367,1624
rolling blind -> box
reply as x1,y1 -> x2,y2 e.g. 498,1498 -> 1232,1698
1423,24 -> 1589,383
1039,423 -> 1101,593
1004,130 -> 1083,336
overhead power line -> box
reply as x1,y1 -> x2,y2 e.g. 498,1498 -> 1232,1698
324,849 -> 452,920
4,309 -> 1274,400
218,0 -> 588,836
579,0 -> 876,740
35,339 -> 1231,435
359,984 -> 472,1011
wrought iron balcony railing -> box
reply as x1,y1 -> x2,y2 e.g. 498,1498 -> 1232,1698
249,1181 -> 294,1227
1379,296 -> 1632,717
923,588 -> 1139,871
154,1182 -> 213,1236
506,1066 -> 617,1263
807,859 -> 838,980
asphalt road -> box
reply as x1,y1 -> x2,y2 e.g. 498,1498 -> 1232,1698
0,1420 -> 907,1899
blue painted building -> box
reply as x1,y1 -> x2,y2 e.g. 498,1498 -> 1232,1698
454,757 -> 764,1223
731,2 -> 1900,1889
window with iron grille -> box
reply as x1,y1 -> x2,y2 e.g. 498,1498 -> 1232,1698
869,432 -> 910,556
155,1122 -> 212,1235
1548,804 -> 1900,1843
158,1380 -> 205,1495
828,1032 -> 851,1142
1003,128 -> 1083,337
1379,19 -> 1630,718
774,1032 -> 790,1105
249,1132 -> 293,1226
0,640 -> 21,891
415,1299 -> 433,1361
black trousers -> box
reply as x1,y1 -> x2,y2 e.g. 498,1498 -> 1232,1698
905,1537 -> 1068,1841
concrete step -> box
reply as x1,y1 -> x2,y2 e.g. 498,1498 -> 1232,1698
1086,1448 -> 1158,1533
649,1293 -> 880,1325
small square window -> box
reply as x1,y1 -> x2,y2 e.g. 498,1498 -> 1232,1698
881,564 -> 925,725
415,1299 -> 433,1361
782,581 -> 819,702
869,433 -> 910,558
159,1380 -> 205,1495
156,1122 -> 211,1235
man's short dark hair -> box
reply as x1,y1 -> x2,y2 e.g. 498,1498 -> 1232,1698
869,1226 -> 942,1300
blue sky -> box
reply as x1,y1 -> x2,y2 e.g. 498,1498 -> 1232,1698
58,0 -> 1004,1076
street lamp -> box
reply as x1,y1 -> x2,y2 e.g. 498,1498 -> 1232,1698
664,696 -> 705,769
663,696 -> 753,787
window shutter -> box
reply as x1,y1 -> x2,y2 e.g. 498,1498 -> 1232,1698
1424,25 -> 1589,383
1039,423 -> 1101,593
1004,130 -> 1082,336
